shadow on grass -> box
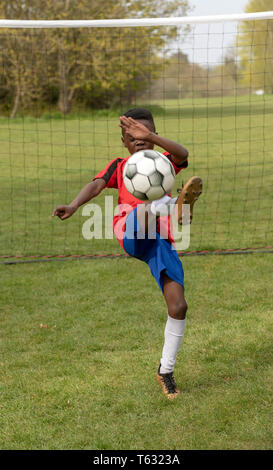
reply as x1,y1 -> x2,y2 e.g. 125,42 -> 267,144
1,100 -> 272,123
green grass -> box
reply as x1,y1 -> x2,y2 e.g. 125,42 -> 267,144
0,253 -> 272,449
0,96 -> 272,449
0,95 -> 272,257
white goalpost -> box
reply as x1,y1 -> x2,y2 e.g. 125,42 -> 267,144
0,11 -> 273,27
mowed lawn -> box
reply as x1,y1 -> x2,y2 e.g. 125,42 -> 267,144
0,253 -> 272,450
0,95 -> 272,449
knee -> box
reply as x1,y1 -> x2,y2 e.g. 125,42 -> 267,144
168,299 -> 187,320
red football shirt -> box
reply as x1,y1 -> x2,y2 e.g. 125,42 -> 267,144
93,152 -> 188,248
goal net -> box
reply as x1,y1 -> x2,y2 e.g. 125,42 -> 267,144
0,12 -> 273,260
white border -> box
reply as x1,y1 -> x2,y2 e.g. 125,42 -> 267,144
0,12 -> 273,28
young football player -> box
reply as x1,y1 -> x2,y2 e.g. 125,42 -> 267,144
52,108 -> 202,399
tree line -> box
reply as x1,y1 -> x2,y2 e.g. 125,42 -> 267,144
0,0 -> 190,116
0,0 -> 272,118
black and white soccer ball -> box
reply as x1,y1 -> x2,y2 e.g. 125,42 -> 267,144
123,150 -> 175,201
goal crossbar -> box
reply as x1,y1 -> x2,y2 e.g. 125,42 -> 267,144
0,11 -> 273,29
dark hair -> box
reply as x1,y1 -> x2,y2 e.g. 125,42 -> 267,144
123,107 -> 155,127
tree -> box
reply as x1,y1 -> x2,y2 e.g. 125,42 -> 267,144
238,0 -> 273,93
141,51 -> 210,100
0,0 -> 191,116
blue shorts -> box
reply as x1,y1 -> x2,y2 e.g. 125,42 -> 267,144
123,208 -> 184,293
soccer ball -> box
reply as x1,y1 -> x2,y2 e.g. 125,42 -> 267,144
123,150 -> 175,201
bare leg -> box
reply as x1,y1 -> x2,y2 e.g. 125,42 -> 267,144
162,274 -> 187,320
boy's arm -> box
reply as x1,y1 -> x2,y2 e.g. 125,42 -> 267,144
52,178 -> 106,220
146,133 -> 188,166
119,116 -> 188,165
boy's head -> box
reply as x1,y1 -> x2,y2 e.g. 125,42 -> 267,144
121,107 -> 156,155
123,107 -> 155,128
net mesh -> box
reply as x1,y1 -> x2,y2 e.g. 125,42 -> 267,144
0,17 -> 273,259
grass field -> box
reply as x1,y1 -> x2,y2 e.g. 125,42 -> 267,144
0,95 -> 272,257
0,96 -> 272,450
1,253 -> 272,449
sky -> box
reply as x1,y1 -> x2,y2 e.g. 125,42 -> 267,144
190,0 -> 249,17
183,0 -> 250,64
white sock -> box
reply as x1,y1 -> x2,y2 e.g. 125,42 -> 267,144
150,195 -> 177,216
160,316 -> 186,374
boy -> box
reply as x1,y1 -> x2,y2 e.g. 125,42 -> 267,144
52,108 -> 202,399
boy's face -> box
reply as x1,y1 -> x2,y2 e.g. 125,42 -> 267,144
121,119 -> 155,155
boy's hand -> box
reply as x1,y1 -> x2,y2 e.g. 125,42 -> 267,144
119,116 -> 152,141
52,205 -> 76,220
